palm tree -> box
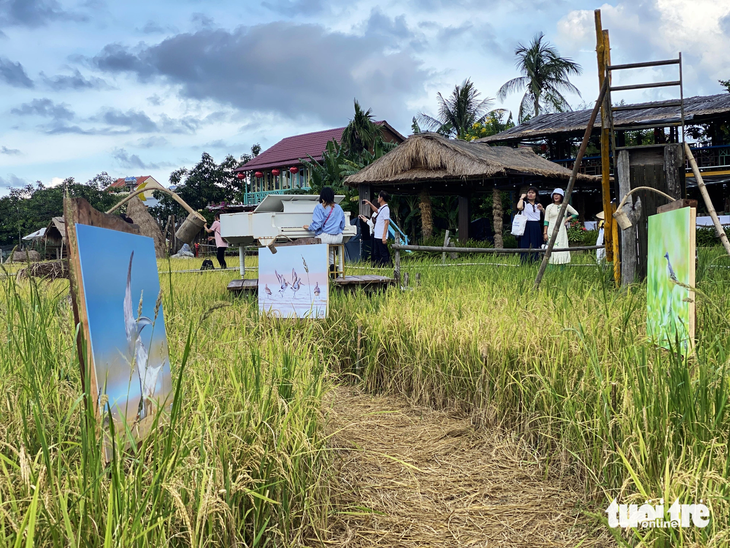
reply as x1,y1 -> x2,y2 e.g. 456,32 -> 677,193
341,99 -> 382,158
498,33 -> 582,123
418,79 -> 503,140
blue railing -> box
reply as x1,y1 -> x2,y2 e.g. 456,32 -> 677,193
243,188 -> 311,205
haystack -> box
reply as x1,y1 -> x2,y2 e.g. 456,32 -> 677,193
10,250 -> 41,262
344,132 -> 597,187
126,196 -> 166,258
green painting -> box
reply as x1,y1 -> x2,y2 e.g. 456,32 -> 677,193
647,207 -> 696,350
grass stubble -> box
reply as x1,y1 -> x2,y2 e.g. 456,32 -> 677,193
0,248 -> 729,546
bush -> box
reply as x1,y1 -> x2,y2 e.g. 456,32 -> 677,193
697,226 -> 730,247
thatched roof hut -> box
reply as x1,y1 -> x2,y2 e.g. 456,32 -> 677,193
44,217 -> 67,259
478,93 -> 730,144
344,133 -> 599,191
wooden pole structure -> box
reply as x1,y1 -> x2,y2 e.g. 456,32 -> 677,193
534,77 -> 609,290
595,10 -> 614,264
603,28 -> 621,286
685,143 -> 730,257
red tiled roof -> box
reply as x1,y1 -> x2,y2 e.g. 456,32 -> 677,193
236,121 -> 405,172
238,127 -> 346,172
109,175 -> 153,189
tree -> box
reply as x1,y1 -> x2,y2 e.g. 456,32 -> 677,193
418,78 -> 503,140
463,111 -> 515,141
498,33 -> 582,123
341,99 -> 382,158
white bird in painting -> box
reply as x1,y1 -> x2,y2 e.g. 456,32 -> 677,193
124,252 -> 162,420
313,282 -> 320,297
290,268 -> 302,296
275,270 -> 289,297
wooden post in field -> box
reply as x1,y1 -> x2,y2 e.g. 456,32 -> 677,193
394,234 -> 401,284
595,10 -> 614,264
442,229 -> 450,264
617,150 -> 637,285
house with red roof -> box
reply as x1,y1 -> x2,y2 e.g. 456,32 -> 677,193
234,121 -> 405,205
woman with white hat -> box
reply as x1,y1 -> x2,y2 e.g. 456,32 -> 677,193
543,188 -> 579,264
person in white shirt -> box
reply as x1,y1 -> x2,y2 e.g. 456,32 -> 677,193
516,186 -> 544,263
362,190 -> 391,266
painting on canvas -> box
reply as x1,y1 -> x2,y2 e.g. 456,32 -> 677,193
647,207 -> 696,350
75,224 -> 172,430
259,244 -> 329,319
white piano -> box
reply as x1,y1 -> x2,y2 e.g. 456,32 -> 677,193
220,194 -> 357,275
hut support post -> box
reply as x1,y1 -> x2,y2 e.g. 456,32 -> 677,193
358,184 -> 371,217
239,246 -> 246,277
617,150 -> 637,285
534,77 -> 609,290
458,196 -> 469,244
595,10 -> 614,264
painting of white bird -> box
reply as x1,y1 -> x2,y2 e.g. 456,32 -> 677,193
72,223 -> 172,446
275,269 -> 289,297
291,268 -> 302,296
124,251 -> 164,420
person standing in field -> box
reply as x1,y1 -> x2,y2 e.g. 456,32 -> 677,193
363,191 -> 391,266
544,188 -> 579,265
304,186 -> 346,270
204,213 -> 228,269
516,186 -> 544,263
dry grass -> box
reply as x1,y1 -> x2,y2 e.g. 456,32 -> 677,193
325,386 -> 615,547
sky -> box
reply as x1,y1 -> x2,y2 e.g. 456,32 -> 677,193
1,0 -> 730,196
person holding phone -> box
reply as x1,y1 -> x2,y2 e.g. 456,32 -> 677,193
516,186 -> 543,263
362,191 -> 390,266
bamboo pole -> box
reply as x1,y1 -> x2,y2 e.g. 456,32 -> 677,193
106,186 -> 204,221
534,77 -> 610,290
685,143 -> 730,257
595,10 -> 614,263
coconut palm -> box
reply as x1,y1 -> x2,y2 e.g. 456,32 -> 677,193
418,79 -> 503,140
341,99 -> 382,158
498,33 -> 582,123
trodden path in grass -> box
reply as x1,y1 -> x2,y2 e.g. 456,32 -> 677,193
324,386 -> 615,547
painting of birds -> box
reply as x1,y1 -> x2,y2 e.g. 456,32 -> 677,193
124,251 -> 163,420
664,252 -> 678,283
275,270 -> 289,297
313,282 -> 320,297
291,269 -> 302,296
264,284 -> 272,297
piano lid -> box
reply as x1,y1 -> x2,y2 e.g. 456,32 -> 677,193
253,193 -> 346,213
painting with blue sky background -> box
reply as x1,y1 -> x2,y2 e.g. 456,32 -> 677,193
76,224 -> 171,426
259,244 -> 329,319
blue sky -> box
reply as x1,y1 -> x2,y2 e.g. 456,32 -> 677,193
1,0 -> 729,195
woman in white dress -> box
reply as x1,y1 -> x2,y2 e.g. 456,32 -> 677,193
543,188 -> 579,265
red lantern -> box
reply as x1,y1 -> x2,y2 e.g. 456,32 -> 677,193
255,171 -> 263,178
236,172 -> 244,179
271,169 -> 280,176
289,166 -> 299,174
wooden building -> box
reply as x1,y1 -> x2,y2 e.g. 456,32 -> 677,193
234,121 -> 405,205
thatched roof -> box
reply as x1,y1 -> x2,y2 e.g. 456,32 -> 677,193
478,93 -> 730,143
343,133 -> 598,187
45,216 -> 66,246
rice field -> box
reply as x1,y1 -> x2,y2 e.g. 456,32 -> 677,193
1,248 -> 729,546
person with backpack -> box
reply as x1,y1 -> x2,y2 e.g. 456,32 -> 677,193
304,187 -> 345,271
204,213 -> 228,269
